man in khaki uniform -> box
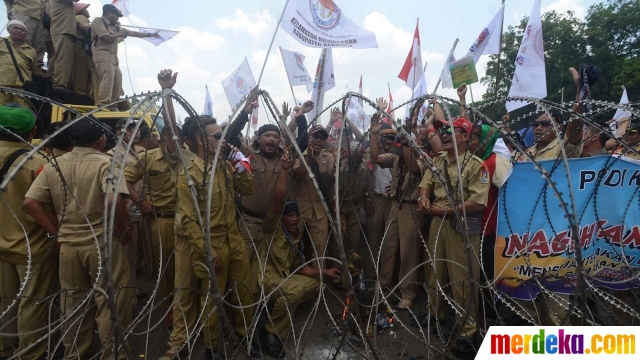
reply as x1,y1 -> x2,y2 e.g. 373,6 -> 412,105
613,119 -> 640,160
366,111 -> 400,286
177,119 -> 258,359
5,0 -> 45,67
50,0 -> 76,90
510,69 -> 585,327
90,4 -> 158,108
293,125 -> 335,269
24,118 -> 132,360
417,117 -> 489,353
0,20 -> 40,107
257,152 -> 341,359
0,105 -> 54,360
371,122 -> 426,310
71,2 -> 92,96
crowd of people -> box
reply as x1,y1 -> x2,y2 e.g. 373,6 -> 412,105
1,2 -> 157,108
0,19 -> 639,360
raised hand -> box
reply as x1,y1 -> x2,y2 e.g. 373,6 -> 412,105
457,84 -> 467,98
569,67 -> 580,87
157,69 -> 178,90
375,97 -> 388,114
301,100 -> 314,114
282,102 -> 291,119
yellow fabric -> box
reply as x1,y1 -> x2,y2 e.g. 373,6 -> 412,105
419,151 -> 489,208
51,33 -> 74,89
25,147 -> 129,245
49,0 -> 75,36
0,37 -> 37,87
0,141 -> 50,264
124,147 -> 176,212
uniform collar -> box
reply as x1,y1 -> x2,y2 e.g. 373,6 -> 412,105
72,146 -> 103,154
0,141 -> 30,150
530,136 -> 560,155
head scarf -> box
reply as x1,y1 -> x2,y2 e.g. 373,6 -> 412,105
479,124 -> 500,160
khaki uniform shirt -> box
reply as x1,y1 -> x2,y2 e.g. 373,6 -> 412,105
614,143 -> 640,160
239,143 -> 282,216
338,159 -> 371,212
90,16 -> 118,65
108,144 -> 145,210
0,142 -> 49,264
25,147 -> 129,245
172,147 -> 196,236
9,0 -> 42,19
177,155 -> 253,260
49,0 -> 75,36
377,153 -> 401,198
419,151 -> 489,209
0,37 -> 38,87
518,136 -> 583,162
75,14 -> 90,42
293,149 -> 334,220
124,147 -> 176,213
258,209 -> 304,280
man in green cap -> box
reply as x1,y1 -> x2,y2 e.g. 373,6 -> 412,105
0,104 -> 56,360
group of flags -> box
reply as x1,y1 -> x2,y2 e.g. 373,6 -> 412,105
205,0 -> 630,131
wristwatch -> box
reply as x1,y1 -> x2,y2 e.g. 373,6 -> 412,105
417,196 -> 425,203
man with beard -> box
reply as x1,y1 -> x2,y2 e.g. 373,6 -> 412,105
293,124 -> 334,269
417,117 -> 489,353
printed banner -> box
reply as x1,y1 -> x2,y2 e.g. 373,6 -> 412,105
281,0 -> 378,49
496,156 -> 640,300
449,55 -> 479,89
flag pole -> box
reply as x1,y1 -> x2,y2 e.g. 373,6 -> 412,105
120,24 -> 177,32
279,47 -> 299,104
433,38 -> 459,94
491,0 -> 506,118
410,17 -> 419,101
311,48 -> 327,126
257,0 -> 290,86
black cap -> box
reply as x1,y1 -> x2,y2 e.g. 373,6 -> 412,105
68,119 -> 105,143
309,125 -> 328,137
103,4 -> 123,17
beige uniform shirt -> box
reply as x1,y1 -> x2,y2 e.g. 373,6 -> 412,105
90,16 -> 118,65
177,155 -> 253,260
9,0 -> 42,19
239,143 -> 282,216
173,147 -> 196,236
25,147 -> 129,245
338,159 -> 371,212
518,136 -> 583,162
257,209 -> 304,279
377,153 -> 402,198
293,149 -> 335,220
124,147 -> 176,213
0,142 -> 49,264
49,0 -> 75,36
419,151 -> 490,209
0,37 -> 38,87
75,14 -> 90,42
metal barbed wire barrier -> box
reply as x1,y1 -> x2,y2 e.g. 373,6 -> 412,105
0,85 -> 639,360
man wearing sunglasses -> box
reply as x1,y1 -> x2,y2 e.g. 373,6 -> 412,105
176,118 -> 258,359
293,125 -> 335,270
611,118 -> 640,159
417,117 -> 489,354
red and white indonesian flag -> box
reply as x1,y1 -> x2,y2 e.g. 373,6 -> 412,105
398,23 -> 423,90
345,85 -> 370,130
281,0 -> 378,49
112,0 -> 129,17
465,5 -> 504,64
125,26 -> 179,46
506,0 -> 546,112
221,58 -> 257,110
308,48 -> 335,123
279,47 -> 313,93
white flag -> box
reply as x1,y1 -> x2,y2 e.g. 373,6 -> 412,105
506,0 -> 546,112
345,85 -> 370,130
610,88 -> 631,131
111,0 -> 130,17
203,85 -> 213,116
279,47 -> 313,93
404,74 -> 428,121
465,5 -> 504,64
221,58 -> 257,110
127,27 -> 179,47
440,52 -> 457,89
308,48 -> 335,123
281,0 -> 378,49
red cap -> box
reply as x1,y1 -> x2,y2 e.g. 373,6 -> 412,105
433,117 -> 473,134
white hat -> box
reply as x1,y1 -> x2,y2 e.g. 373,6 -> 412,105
7,20 -> 27,31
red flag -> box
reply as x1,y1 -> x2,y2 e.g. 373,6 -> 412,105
397,21 -> 424,89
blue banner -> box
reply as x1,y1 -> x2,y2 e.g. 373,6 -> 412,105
495,156 -> 640,300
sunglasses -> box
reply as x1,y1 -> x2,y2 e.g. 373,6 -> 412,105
311,133 -> 328,140
534,121 -> 553,128
439,127 -> 462,135
207,132 -> 222,140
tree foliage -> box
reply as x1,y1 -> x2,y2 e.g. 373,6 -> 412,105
480,0 -> 639,126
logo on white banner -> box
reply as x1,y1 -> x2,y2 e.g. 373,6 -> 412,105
469,28 -> 489,52
310,0 -> 341,30
235,76 -> 248,94
295,54 -> 306,71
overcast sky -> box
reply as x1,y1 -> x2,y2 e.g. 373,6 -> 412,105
11,0 -> 601,126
